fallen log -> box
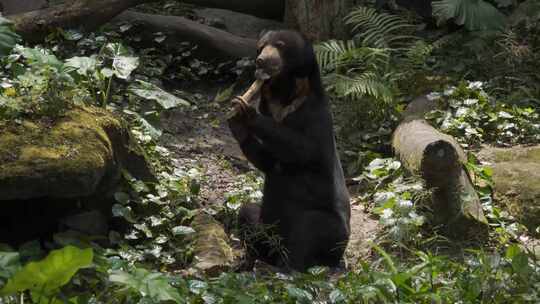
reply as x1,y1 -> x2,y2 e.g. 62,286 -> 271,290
115,11 -> 257,59
181,0 -> 285,21
7,0 -> 148,42
392,97 -> 487,235
189,212 -> 236,276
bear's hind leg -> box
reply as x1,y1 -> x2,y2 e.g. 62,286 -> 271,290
286,211 -> 349,271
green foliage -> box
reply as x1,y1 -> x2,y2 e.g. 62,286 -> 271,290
425,81 -> 540,148
0,246 -> 92,302
345,6 -> 416,48
109,268 -> 182,303
316,6 -> 434,130
129,80 -> 190,110
432,0 -> 507,31
0,42 -> 140,119
358,158 -> 429,245
0,17 -> 20,57
65,42 -> 139,106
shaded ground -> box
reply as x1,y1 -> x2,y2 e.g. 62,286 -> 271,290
160,83 -> 381,267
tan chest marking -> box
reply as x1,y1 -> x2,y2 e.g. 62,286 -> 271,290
262,78 -> 310,123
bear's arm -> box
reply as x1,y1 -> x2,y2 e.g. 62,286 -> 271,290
247,115 -> 319,164
239,135 -> 276,172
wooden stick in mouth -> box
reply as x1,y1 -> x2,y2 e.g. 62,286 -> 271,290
226,78 -> 265,119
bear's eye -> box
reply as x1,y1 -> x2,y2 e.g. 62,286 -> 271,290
275,40 -> 285,48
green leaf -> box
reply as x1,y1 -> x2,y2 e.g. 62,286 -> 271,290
110,268 -> 182,303
112,204 -> 137,223
0,251 -> 21,279
114,192 -> 131,204
0,246 -> 93,295
15,46 -> 63,70
138,115 -> 163,140
214,83 -> 235,103
432,0 -> 506,31
112,56 -> 139,79
102,42 -> 129,57
65,56 -> 98,76
0,17 -> 20,57
285,285 -> 313,302
329,289 -> 346,303
172,226 -> 196,236
129,80 -> 190,109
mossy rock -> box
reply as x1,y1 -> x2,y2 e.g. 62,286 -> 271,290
478,145 -> 540,232
0,106 -> 155,201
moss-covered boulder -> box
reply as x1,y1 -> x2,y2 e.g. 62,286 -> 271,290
478,145 -> 540,232
0,106 -> 154,201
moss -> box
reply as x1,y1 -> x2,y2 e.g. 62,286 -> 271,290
481,146 -> 540,232
0,106 -> 138,200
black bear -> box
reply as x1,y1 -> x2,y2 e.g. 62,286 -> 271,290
228,30 -> 351,271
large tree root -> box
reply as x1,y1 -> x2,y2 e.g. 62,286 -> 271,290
8,0 -> 148,42
115,11 -> 257,58
181,0 -> 285,20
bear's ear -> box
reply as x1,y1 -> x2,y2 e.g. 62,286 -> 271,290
258,29 -> 270,40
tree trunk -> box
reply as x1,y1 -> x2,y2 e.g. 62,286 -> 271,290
284,0 -> 356,41
8,0 -> 147,42
392,97 -> 487,236
0,0 -> 46,15
115,11 -> 257,58
181,0 -> 285,21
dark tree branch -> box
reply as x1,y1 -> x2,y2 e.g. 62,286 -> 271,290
8,0 -> 149,42
180,0 -> 285,20
115,11 -> 257,58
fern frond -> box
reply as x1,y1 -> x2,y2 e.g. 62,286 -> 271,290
315,40 -> 357,70
345,7 -> 416,48
329,73 -> 394,103
403,40 -> 434,68
316,40 -> 391,72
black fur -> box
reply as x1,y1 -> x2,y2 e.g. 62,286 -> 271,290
229,30 -> 351,271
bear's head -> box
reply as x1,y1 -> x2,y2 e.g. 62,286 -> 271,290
255,30 -> 318,81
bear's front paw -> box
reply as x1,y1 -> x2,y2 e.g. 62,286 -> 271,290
232,97 -> 257,121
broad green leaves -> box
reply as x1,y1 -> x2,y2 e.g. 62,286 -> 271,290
109,268 -> 182,303
0,246 -> 93,296
15,45 -> 63,70
432,0 -> 506,31
0,16 -> 20,56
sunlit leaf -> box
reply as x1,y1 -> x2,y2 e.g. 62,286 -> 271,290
112,56 -> 139,79
65,56 -> 98,75
129,80 -> 190,109
0,246 -> 93,295
172,226 -> 195,236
